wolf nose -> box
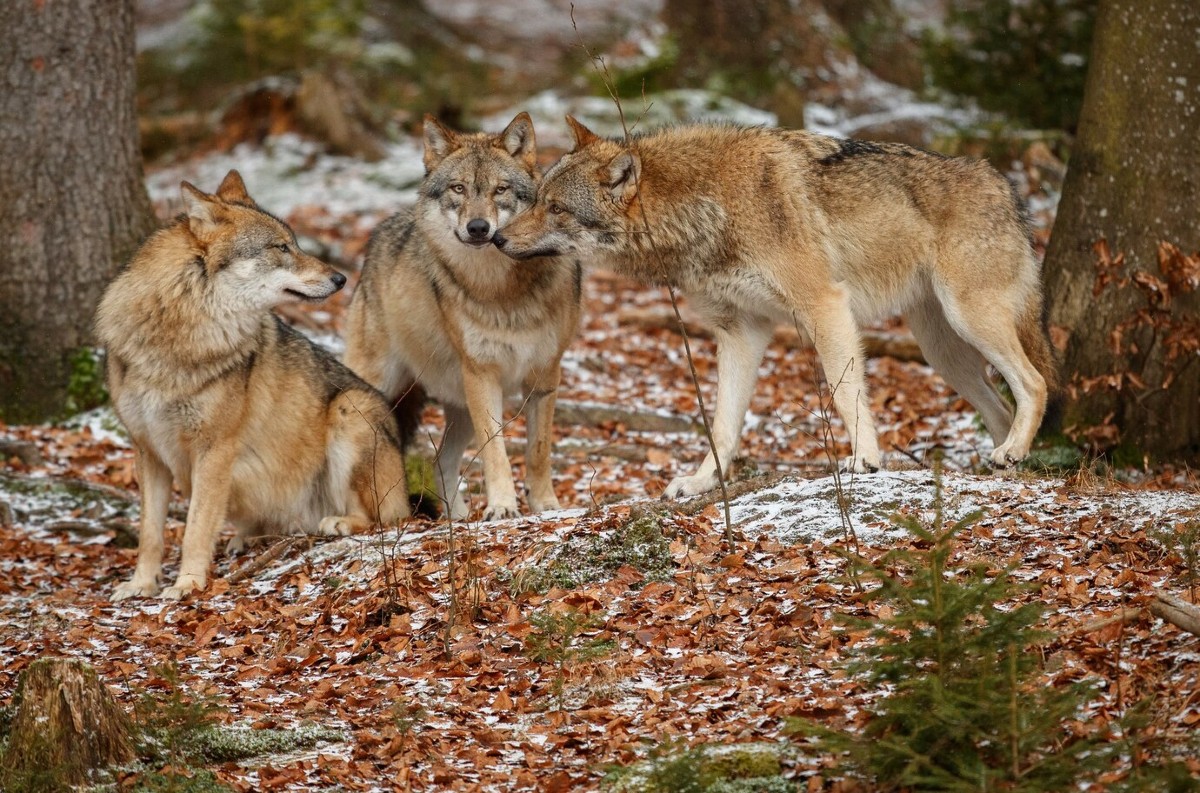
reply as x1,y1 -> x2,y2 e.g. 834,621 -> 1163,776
330,272 -> 347,290
492,232 -> 508,248
466,219 -> 491,240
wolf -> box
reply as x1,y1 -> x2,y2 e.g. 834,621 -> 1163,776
343,113 -> 581,521
96,170 -> 410,600
495,118 -> 1057,497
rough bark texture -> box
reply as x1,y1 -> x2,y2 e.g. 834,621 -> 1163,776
0,658 -> 135,787
0,0 -> 156,424
1044,0 -> 1200,463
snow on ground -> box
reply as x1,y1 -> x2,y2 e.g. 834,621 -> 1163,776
145,133 -> 425,219
731,469 -> 1200,547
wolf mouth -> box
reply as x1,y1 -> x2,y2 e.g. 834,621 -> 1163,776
284,287 -> 328,301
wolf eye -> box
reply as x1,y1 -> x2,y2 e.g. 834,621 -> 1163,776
450,184 -> 465,194
495,185 -> 508,194
275,243 -> 290,253
548,203 -> 565,215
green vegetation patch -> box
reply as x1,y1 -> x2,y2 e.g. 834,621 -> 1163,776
601,740 -> 793,793
510,507 -> 676,594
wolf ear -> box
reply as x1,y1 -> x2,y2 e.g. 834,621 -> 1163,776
565,115 -> 599,151
215,169 -> 254,207
500,112 -> 537,168
423,115 -> 459,172
604,151 -> 641,205
180,181 -> 220,233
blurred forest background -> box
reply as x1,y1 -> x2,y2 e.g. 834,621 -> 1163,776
131,0 -> 1093,161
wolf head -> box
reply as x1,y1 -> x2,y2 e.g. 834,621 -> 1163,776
181,170 -> 345,310
419,112 -> 540,250
493,116 -> 640,260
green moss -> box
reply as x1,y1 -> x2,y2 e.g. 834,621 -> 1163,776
1021,434 -> 1086,472
181,723 -> 344,763
131,767 -> 233,793
601,741 -> 792,793
510,507 -> 676,594
405,454 -> 440,518
65,347 -> 108,417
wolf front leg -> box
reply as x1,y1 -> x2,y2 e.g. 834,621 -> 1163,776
664,317 -> 774,499
112,447 -> 172,600
462,364 -> 520,521
161,441 -> 238,599
523,364 -> 563,514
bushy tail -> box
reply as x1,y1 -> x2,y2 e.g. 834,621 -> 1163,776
391,382 -> 428,452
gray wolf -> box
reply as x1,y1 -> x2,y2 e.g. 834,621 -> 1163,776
96,170 -> 409,600
494,118 -> 1056,497
343,113 -> 581,520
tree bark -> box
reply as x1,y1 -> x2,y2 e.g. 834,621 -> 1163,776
0,0 -> 156,424
0,658 -> 136,787
1044,0 -> 1200,463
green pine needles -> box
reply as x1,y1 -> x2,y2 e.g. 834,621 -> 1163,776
796,464 -> 1105,791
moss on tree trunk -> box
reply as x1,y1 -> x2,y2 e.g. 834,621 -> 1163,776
0,658 -> 135,789
1044,0 -> 1200,463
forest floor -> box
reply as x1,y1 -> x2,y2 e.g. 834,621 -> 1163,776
2,141 -> 1199,791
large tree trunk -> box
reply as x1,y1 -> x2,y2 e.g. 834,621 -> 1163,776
0,0 -> 156,424
1044,0 -> 1200,463
0,658 -> 136,787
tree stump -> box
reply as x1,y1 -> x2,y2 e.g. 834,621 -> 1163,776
0,658 -> 135,787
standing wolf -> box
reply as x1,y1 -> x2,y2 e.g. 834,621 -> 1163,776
344,113 -> 581,520
96,171 -> 409,600
495,118 -> 1056,497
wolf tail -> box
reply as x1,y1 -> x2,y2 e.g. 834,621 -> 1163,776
391,382 -> 428,452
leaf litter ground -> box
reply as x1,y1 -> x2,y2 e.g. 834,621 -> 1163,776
2,168 -> 1199,791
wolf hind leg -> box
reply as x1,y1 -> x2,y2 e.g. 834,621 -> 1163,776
318,391 -> 410,536
907,296 -> 1014,446
664,315 -> 774,499
934,282 -> 1047,466
801,284 -> 881,473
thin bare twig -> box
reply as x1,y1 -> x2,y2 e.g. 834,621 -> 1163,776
570,5 -> 735,546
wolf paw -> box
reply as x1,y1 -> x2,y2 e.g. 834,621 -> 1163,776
528,495 -> 562,514
482,502 -> 520,522
225,535 -> 246,556
989,444 -> 1026,467
839,455 -> 881,474
317,516 -> 357,537
160,575 -> 203,601
113,579 -> 160,601
663,471 -> 719,499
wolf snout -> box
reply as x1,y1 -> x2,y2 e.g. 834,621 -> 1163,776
466,218 -> 491,241
492,232 -> 508,249
331,271 -> 347,290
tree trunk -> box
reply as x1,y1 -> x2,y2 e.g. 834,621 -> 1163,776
1043,0 -> 1200,463
0,658 -> 136,787
0,0 -> 156,424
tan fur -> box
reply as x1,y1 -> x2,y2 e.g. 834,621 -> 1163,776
344,114 -> 581,520
496,120 -> 1056,496
96,170 -> 409,600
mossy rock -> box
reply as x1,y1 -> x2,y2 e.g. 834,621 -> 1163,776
602,741 -> 793,792
178,723 -> 345,764
510,506 -> 676,595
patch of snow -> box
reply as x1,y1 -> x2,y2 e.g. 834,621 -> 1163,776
146,133 -> 425,219
732,470 -> 1200,547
